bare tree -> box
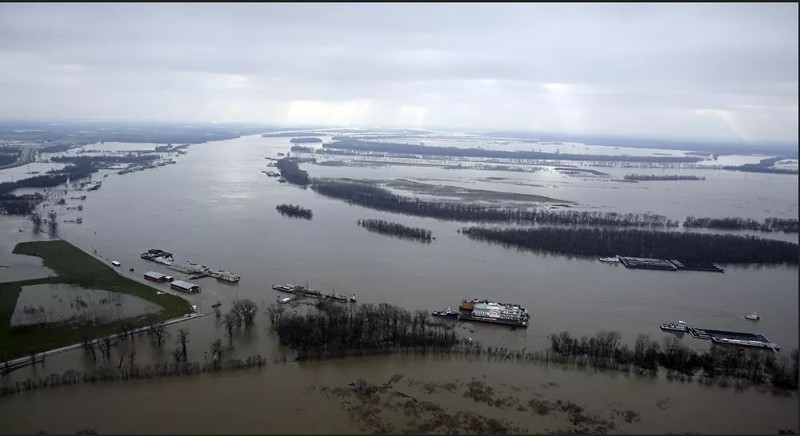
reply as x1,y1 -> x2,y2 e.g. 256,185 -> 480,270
265,304 -> 285,324
149,322 -> 169,347
213,301 -> 222,318
128,351 -> 137,372
223,312 -> 237,345
82,336 -> 97,362
177,328 -> 190,361
233,299 -> 258,327
172,348 -> 184,365
209,339 -> 224,368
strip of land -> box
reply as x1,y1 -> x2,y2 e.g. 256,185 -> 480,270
0,239 -> 192,359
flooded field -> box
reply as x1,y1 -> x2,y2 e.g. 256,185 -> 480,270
10,283 -> 162,327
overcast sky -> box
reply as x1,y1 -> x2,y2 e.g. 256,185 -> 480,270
0,3 -> 797,143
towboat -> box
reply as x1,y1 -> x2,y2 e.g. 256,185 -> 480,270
660,320 -> 688,332
744,313 -> 760,321
432,307 -> 458,318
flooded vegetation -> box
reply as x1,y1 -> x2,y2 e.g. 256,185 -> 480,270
624,174 -> 706,181
461,226 -> 799,264
684,216 -> 799,233
10,284 -> 162,327
275,204 -> 313,220
357,218 -> 433,242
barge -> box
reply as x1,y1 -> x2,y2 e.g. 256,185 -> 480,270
141,249 -> 174,266
432,307 -> 458,318
669,259 -> 725,273
689,327 -> 780,351
619,256 -> 677,271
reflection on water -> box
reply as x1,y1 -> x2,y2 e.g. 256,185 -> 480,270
10,283 -> 162,326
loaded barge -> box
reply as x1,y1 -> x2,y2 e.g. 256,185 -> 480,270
660,320 -> 780,351
608,256 -> 725,273
272,284 -> 356,303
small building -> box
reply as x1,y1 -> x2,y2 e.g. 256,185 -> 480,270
170,280 -> 200,293
144,271 -> 173,283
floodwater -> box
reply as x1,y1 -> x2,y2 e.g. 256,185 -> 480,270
10,283 -> 162,327
0,134 -> 797,433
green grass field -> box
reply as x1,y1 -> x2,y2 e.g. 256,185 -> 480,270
0,240 -> 192,360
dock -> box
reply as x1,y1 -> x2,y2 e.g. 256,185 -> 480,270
669,259 -> 725,273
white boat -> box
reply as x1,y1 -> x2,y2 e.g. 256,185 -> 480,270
660,320 -> 688,332
153,256 -> 173,266
598,255 -> 620,263
277,296 -> 292,304
744,313 -> 760,321
111,261 -> 121,267
211,270 -> 241,282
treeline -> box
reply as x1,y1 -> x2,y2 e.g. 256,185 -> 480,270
276,157 -> 310,185
289,145 -> 315,153
273,303 -> 458,358
548,330 -> 798,389
51,154 -> 160,166
0,354 -> 267,399
624,174 -> 705,181
726,157 -> 797,175
262,132 -> 321,137
460,226 -> 799,264
0,159 -> 95,195
276,204 -> 313,219
290,137 -> 322,144
0,148 -> 19,166
357,218 -> 432,242
311,179 -> 679,227
0,193 -> 44,215
324,139 -> 704,164
684,216 -> 799,233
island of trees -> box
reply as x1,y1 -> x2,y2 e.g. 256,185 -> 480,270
725,156 -> 798,175
275,157 -> 310,185
357,218 -> 433,242
322,138 -> 705,164
311,179 -> 679,227
624,174 -> 705,181
460,226 -> 799,264
684,216 -> 799,233
275,204 -> 313,220
272,302 -> 458,358
289,137 -> 323,144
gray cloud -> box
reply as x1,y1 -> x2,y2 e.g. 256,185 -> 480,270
0,3 -> 796,143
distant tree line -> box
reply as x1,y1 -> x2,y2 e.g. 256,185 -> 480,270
323,138 -> 704,164
51,154 -> 160,167
276,204 -> 313,220
0,148 -> 19,166
273,302 -> 458,358
0,193 -> 44,215
624,174 -> 705,181
262,131 -> 321,137
289,137 -> 323,144
547,330 -> 798,390
684,216 -> 799,233
311,179 -> 679,227
276,157 -> 310,185
357,218 -> 432,242
460,226 -> 799,264
725,156 -> 797,175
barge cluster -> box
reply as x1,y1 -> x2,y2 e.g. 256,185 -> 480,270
660,320 -> 780,351
430,299 -> 530,328
273,283 -> 357,304
600,255 -> 725,272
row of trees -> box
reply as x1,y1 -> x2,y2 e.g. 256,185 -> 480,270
311,180 -> 679,227
273,302 -> 458,357
460,226 -> 799,264
357,218 -> 433,242
624,174 -> 705,181
684,216 -> 799,233
0,193 -> 43,215
289,137 -> 322,144
276,204 -> 313,219
548,330 -> 798,389
275,157 -> 310,185
323,138 -> 705,163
